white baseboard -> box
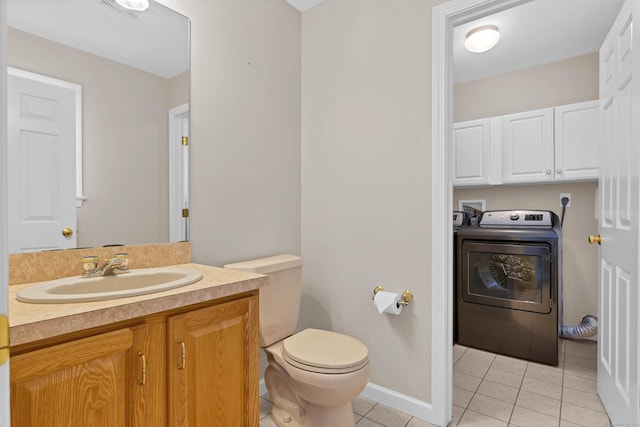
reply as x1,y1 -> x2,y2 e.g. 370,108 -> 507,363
359,382 -> 433,422
259,379 -> 435,424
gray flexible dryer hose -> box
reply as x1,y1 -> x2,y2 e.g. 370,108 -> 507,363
561,315 -> 598,339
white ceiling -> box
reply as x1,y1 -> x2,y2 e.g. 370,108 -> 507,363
287,0 -> 624,84
9,0 -> 624,83
286,0 -> 325,12
453,0 -> 624,83
7,0 -> 189,79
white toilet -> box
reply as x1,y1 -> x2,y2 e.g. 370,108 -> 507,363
224,254 -> 370,427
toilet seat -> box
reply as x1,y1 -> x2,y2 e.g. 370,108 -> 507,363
282,329 -> 369,374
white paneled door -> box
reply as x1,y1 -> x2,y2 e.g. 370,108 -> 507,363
7,70 -> 78,253
597,1 -> 639,424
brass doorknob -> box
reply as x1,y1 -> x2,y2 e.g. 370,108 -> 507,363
588,234 -> 602,245
62,227 -> 74,237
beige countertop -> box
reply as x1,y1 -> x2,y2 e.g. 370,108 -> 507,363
9,263 -> 267,347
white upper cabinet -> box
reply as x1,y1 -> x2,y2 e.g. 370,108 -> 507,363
452,118 -> 491,186
553,100 -> 600,181
453,101 -> 600,187
502,108 -> 555,184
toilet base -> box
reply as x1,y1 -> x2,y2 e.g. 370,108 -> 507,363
270,401 -> 356,427
263,339 -> 369,427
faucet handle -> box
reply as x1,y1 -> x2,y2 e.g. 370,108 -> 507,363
82,256 -> 99,273
115,253 -> 129,266
114,253 -> 130,272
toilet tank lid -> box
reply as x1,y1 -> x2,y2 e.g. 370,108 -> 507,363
223,254 -> 302,274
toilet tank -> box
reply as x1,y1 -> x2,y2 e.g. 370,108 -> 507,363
223,254 -> 303,347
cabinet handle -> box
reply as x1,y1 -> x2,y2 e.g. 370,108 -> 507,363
546,170 -> 552,175
177,339 -> 186,370
557,169 -> 563,174
137,351 -> 147,385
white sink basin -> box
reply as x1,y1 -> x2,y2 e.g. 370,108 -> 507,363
16,267 -> 203,303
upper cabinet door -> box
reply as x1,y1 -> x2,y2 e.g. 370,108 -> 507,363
452,118 -> 492,186
554,100 -> 600,181
502,108 -> 555,184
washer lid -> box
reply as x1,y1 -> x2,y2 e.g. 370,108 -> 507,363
283,328 -> 368,370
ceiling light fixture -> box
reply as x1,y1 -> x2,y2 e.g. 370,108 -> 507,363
464,25 -> 500,53
115,0 -> 150,12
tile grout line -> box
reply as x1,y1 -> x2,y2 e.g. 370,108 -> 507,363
452,345 -> 469,426
558,341 -> 566,427
505,361 -> 525,427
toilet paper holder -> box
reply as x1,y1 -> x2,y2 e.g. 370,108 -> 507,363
372,286 -> 414,307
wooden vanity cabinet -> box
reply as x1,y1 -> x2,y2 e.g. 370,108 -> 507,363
10,292 -> 259,427
128,318 -> 167,427
10,328 -> 136,427
168,296 -> 260,427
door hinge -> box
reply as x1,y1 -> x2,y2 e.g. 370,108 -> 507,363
182,208 -> 189,218
0,314 -> 9,366
181,136 -> 189,146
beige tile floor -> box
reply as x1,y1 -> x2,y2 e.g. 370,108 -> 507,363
259,339 -> 609,427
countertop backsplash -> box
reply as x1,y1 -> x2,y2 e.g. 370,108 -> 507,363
9,242 -> 192,285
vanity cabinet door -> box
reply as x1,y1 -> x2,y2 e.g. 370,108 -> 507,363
167,296 -> 260,427
10,328 -> 134,427
128,319 -> 167,427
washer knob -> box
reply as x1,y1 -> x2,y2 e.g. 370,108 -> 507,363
510,213 -> 520,221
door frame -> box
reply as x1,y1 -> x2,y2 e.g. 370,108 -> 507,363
168,103 -> 189,242
1,0 -> 11,423
430,1 -> 532,425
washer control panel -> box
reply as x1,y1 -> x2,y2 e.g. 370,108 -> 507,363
479,210 -> 553,227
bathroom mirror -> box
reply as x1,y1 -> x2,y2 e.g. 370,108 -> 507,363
6,0 -> 189,252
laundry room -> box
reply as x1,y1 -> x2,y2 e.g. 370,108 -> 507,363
450,1 -> 612,348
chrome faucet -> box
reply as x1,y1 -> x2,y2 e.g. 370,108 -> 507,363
82,253 -> 130,278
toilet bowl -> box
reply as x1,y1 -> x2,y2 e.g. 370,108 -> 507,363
223,255 -> 370,427
265,329 -> 369,427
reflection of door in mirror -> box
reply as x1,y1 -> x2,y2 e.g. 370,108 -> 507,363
7,68 -> 80,253
169,104 -> 190,243
6,0 -> 190,251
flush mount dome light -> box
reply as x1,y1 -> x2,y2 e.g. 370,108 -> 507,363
465,25 -> 500,53
115,0 -> 149,11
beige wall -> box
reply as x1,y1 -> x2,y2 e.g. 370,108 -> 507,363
168,71 -> 189,109
158,0 -> 301,268
301,0 -> 444,402
454,53 -> 599,122
8,28 -> 178,248
157,0 -> 301,382
160,0 -> 442,405
454,54 -> 599,327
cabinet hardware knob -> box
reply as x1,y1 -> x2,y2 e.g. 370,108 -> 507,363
177,339 -> 186,370
588,234 -> 602,245
62,227 -> 73,237
557,169 -> 563,174
546,170 -> 552,175
137,351 -> 147,385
